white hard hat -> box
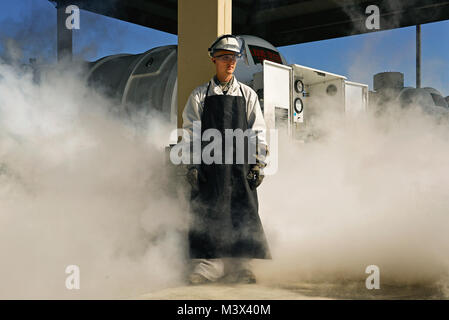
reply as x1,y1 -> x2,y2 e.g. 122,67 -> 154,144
208,34 -> 242,57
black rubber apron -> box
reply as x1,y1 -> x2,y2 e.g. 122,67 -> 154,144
188,80 -> 271,259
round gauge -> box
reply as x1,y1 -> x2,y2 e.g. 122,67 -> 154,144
326,84 -> 337,96
294,98 -> 303,113
294,79 -> 304,93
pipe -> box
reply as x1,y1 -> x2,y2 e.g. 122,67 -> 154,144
416,24 -> 421,88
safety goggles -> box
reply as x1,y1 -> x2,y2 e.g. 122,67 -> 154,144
213,53 -> 242,62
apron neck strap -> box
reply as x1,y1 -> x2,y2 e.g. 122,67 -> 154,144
206,81 -> 212,97
239,83 -> 245,100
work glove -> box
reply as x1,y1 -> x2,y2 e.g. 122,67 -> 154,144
186,165 -> 206,194
246,142 -> 269,189
247,165 -> 264,190
186,166 -> 199,193
255,143 -> 269,169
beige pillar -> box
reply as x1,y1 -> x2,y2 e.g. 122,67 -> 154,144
177,0 -> 232,129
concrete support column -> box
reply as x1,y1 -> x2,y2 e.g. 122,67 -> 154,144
177,0 -> 232,129
57,2 -> 72,62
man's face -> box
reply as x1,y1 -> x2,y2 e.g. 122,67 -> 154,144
212,50 -> 238,76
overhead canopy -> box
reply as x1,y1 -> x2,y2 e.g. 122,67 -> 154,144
51,0 -> 449,46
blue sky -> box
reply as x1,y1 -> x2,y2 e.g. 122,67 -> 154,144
0,0 -> 448,95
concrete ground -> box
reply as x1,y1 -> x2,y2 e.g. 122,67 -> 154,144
134,281 -> 446,300
136,283 -> 331,300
